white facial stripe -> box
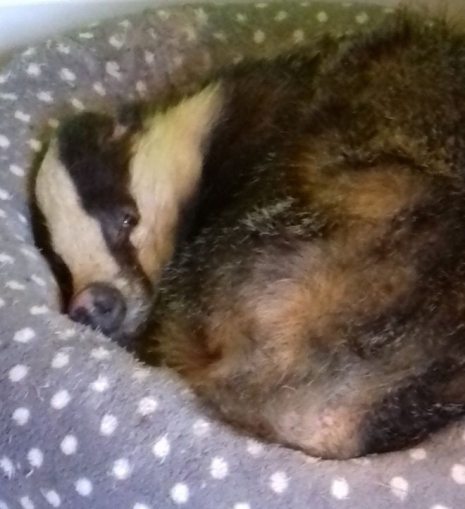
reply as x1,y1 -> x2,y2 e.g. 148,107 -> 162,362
129,83 -> 225,277
35,142 -> 120,292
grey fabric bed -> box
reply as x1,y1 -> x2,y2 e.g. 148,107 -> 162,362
1,2 -> 465,508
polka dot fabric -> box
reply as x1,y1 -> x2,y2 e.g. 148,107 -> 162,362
0,2 -> 464,508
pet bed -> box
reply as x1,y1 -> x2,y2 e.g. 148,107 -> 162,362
1,2 -> 464,508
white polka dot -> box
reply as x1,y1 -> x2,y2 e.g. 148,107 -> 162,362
0,298 -> 4,308
331,477 -> 349,499
51,352 -> 70,369
9,364 -> 29,382
91,346 -> 111,360
20,247 -> 38,259
108,35 -> 124,49
19,496 -> 34,509
9,164 -> 25,177
12,407 -> 30,426
31,275 -> 46,287
213,32 -> 227,42
100,414 -> 118,435
144,50 -> 155,65
152,436 -> 170,460
236,13 -> 247,23
155,9 -> 169,20
194,7 -> 208,24
356,12 -> 369,24
137,397 -> 158,416
37,91 -> 54,103
70,98 -> 85,110
317,11 -> 329,23
27,448 -> 43,468
210,457 -> 228,479
51,390 -> 71,410
14,111 -> 31,123
451,463 -> 465,484
91,375 -> 109,392
0,456 -> 15,478
106,61 -> 121,80
0,209 -> 6,218
0,188 -> 10,200
136,81 -> 147,96
0,253 -> 14,264
112,458 -> 131,480
0,135 -> 10,149
28,139 -> 43,152
18,213 -> 27,224
75,478 -> 92,496
192,418 -> 210,437
234,505 -> 250,509
61,328 -> 76,340
6,280 -> 25,291
170,483 -> 189,504
119,19 -> 131,28
275,11 -> 288,21
254,30 -> 266,44
0,502 -> 8,509
23,47 -> 36,57
57,43 -> 70,54
59,68 -> 76,81
0,92 -> 17,100
293,30 -> 305,44
60,435 -> 77,455
134,504 -> 150,509
79,32 -> 94,39
409,447 -> 427,461
390,476 -> 408,500
431,505 -> 450,509
246,439 -> 264,456
93,82 -> 106,96
269,471 -> 288,494
30,305 -> 49,315
26,63 -> 41,76
42,490 -> 60,507
14,327 -> 35,344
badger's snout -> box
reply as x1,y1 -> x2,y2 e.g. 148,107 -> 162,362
69,282 -> 126,335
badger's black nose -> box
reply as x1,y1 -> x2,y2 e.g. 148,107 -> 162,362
68,283 -> 126,335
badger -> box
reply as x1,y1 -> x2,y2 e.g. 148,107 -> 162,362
31,13 -> 465,459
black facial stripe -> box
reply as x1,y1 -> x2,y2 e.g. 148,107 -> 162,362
57,111 -> 134,213
57,111 -> 149,276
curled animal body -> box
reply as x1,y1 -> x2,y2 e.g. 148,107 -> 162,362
32,12 -> 465,459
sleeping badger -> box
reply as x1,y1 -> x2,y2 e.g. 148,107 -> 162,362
32,13 -> 465,459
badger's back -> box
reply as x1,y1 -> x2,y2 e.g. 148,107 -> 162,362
148,15 -> 465,458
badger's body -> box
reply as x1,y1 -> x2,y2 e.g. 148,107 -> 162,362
33,14 -> 465,459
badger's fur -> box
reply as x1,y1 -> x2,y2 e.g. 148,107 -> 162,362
32,13 -> 465,459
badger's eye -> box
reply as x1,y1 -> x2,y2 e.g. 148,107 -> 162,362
121,211 -> 139,231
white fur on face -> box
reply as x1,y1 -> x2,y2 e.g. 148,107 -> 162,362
36,82 -> 224,299
35,141 -> 120,293
129,83 -> 225,279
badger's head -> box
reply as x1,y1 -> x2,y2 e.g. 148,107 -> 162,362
32,85 -> 223,345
